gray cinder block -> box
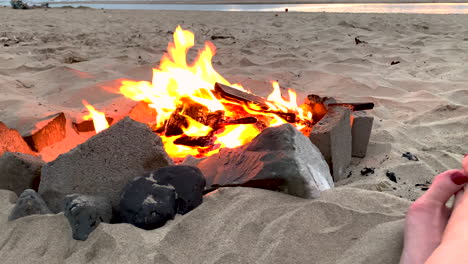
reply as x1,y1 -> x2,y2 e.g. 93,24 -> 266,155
23,112 -> 67,152
0,122 -> 35,156
0,152 -> 44,196
197,123 -> 333,199
351,111 -> 374,158
39,117 -> 174,212
309,106 -> 352,182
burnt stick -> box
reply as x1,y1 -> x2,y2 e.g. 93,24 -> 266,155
214,82 -> 297,123
328,103 -> 374,111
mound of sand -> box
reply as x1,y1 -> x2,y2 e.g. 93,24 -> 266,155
0,187 -> 410,264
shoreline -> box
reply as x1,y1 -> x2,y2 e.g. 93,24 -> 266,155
44,2 -> 468,14
50,1 -> 468,5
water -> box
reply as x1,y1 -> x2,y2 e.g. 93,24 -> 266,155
2,2 -> 468,14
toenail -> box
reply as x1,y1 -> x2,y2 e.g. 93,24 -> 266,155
451,171 -> 468,185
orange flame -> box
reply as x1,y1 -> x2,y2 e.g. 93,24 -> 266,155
119,26 -> 312,159
82,100 -> 109,133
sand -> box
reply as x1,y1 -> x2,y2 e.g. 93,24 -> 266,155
0,7 -> 467,264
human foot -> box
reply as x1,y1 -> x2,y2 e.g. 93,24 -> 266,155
399,169 -> 468,264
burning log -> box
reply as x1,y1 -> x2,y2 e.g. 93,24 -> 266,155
165,97 -> 214,137
165,111 -> 187,137
302,95 -> 335,124
302,94 -> 374,124
220,117 -> 257,126
164,83 -> 304,150
173,135 -> 214,148
205,110 -> 225,129
214,83 -> 297,123
214,82 -> 270,109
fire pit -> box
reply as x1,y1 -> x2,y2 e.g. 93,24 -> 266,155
74,26 -> 374,178
0,25 -> 374,240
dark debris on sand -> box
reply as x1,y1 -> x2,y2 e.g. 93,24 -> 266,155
360,167 -> 375,176
385,171 -> 397,183
402,152 -> 419,161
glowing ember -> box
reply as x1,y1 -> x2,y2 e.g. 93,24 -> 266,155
118,25 -> 313,159
82,100 -> 109,133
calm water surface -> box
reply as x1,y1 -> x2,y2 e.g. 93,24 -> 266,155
2,2 -> 468,14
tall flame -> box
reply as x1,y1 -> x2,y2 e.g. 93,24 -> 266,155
119,26 -> 312,159
82,100 -> 109,133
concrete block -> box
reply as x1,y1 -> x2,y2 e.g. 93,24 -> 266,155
0,152 -> 45,196
309,106 -> 352,182
0,122 -> 35,156
197,124 -> 333,199
351,111 -> 374,158
23,112 -> 67,152
39,117 -> 174,212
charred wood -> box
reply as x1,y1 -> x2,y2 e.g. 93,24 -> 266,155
214,83 -> 270,109
173,135 -> 214,147
328,102 -> 374,111
214,82 -> 297,123
220,117 -> 257,125
205,110 -> 224,129
164,110 -> 187,136
165,97 -> 210,137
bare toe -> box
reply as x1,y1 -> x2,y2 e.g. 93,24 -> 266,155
400,169 -> 467,264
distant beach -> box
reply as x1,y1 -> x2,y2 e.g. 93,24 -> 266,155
3,0 -> 468,14
1,3 -> 467,263
36,2 -> 468,14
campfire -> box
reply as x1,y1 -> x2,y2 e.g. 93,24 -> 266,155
1,25 -> 375,241
82,26 -> 326,160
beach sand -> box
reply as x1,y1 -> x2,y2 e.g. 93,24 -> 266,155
0,7 -> 467,263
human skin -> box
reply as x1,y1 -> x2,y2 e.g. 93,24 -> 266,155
400,155 -> 468,264
424,155 -> 468,264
